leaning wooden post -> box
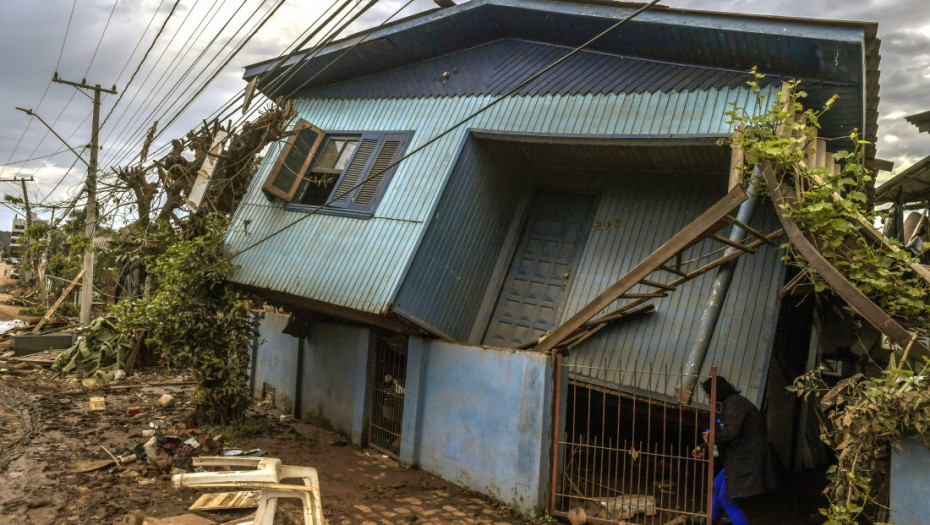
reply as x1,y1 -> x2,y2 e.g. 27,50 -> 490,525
32,268 -> 85,334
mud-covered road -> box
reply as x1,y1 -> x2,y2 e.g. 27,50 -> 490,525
0,366 -> 541,525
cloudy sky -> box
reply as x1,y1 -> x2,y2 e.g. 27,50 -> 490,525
0,0 -> 927,230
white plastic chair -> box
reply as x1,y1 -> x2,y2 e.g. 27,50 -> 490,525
172,456 -> 323,525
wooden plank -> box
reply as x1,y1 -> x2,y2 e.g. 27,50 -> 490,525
32,269 -> 84,334
683,229 -> 784,280
535,186 -> 748,355
124,332 -> 144,375
8,349 -> 65,366
589,304 -> 656,326
619,292 -> 667,299
728,127 -> 745,192
763,164 -> 928,358
105,380 -> 197,391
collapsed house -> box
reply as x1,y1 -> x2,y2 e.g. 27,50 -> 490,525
223,0 -> 884,518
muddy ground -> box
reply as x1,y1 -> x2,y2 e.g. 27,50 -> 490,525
0,264 -> 828,525
0,367 -> 545,525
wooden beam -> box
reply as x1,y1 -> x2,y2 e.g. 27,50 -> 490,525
763,165 -> 928,358
535,186 -> 748,355
588,303 -> 655,326
658,264 -> 688,277
619,292 -> 668,299
722,215 -> 777,245
708,233 -> 755,253
728,126 -> 745,192
683,229 -> 784,280
32,269 -> 84,334
640,279 -> 676,291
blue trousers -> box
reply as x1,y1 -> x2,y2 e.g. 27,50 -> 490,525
712,469 -> 749,525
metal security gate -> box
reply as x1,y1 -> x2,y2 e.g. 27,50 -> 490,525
367,332 -> 408,457
551,360 -> 718,524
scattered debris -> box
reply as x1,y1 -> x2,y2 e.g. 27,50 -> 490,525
52,315 -> 130,387
158,394 -> 176,407
597,494 -> 657,520
567,507 -> 587,525
89,396 -> 106,411
144,436 -> 171,470
68,459 -> 116,473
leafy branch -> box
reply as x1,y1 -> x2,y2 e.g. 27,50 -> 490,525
725,73 -> 930,524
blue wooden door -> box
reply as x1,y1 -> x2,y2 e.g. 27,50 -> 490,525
483,192 -> 597,347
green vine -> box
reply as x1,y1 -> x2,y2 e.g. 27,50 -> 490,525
114,214 -> 258,425
725,73 -> 930,524
727,72 -> 929,332
791,362 -> 930,525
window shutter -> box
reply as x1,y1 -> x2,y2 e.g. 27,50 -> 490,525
353,134 -> 405,207
263,119 -> 324,201
330,137 -> 378,207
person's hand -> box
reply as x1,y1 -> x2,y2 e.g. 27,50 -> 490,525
691,446 -> 704,459
702,430 -> 710,443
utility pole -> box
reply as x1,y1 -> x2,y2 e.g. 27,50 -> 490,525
52,73 -> 117,326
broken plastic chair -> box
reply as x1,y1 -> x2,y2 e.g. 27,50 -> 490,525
172,456 -> 323,525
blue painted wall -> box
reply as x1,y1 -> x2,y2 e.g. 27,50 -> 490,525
253,312 -> 299,414
253,314 -> 371,442
891,437 -> 930,524
399,338 -> 554,514
300,322 -> 371,444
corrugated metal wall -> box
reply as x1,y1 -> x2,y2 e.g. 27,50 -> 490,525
225,85 -> 776,314
560,171 -> 785,405
393,138 -> 523,339
303,39 -> 782,100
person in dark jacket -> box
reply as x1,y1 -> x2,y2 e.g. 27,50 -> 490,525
692,376 -> 776,525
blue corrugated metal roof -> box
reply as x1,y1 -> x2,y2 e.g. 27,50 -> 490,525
302,39 -> 783,100
245,0 -> 877,156
226,86 -> 775,314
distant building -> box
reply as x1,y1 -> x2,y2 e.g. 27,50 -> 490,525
0,231 -> 10,256
10,216 -> 48,257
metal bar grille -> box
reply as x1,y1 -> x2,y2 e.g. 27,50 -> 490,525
552,365 -> 717,524
367,333 -> 408,457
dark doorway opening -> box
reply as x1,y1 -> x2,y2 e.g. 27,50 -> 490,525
367,331 -> 408,457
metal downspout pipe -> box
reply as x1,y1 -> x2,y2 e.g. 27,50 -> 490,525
677,166 -> 763,403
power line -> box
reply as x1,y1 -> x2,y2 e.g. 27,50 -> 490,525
83,0 -> 122,77
0,149 -> 71,168
97,0 -> 233,165
96,0 -> 373,248
101,0 -> 177,127
55,0 -> 78,72
0,2 -> 80,178
107,0 -> 362,170
100,0 -> 265,168
30,0 -> 172,206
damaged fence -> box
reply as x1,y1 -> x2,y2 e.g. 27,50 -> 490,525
550,361 -> 717,524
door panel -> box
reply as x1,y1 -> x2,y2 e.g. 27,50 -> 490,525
483,192 -> 598,347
